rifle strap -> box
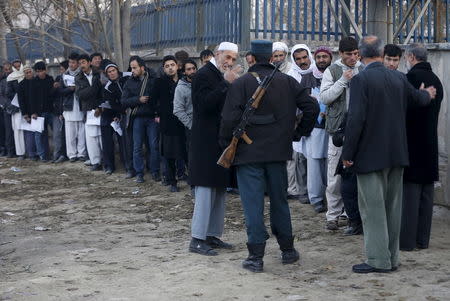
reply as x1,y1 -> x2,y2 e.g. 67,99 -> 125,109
250,72 -> 261,85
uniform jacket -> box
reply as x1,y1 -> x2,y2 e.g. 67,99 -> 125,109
404,62 -> 444,184
220,63 -> 319,165
342,62 -> 431,174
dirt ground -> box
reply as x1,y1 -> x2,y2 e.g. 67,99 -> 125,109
0,157 -> 449,301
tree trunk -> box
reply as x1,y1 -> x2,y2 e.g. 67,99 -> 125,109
0,15 -> 8,61
112,0 -> 123,69
0,2 -> 25,62
120,0 -> 131,71
60,0 -> 72,58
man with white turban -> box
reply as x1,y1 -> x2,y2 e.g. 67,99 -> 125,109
271,42 -> 291,74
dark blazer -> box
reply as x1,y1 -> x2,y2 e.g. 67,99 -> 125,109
6,80 -> 20,114
404,62 -> 444,184
31,74 -> 54,115
342,62 -> 431,174
17,78 -> 34,116
75,70 -> 103,111
189,61 -> 231,187
220,63 -> 319,165
121,71 -> 157,119
152,74 -> 184,136
101,75 -> 129,126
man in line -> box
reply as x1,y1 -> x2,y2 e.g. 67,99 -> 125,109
400,44 -> 443,251
342,36 -> 436,273
61,52 -> 87,163
200,49 -> 214,66
121,56 -> 160,183
320,37 -> 363,231
271,42 -> 291,73
51,60 -> 68,163
383,44 -> 402,71
245,51 -> 256,68
101,61 -> 132,175
76,54 -> 103,171
220,40 -> 319,272
299,46 -> 332,213
189,42 -> 241,255
286,44 -> 315,203
0,62 -> 14,157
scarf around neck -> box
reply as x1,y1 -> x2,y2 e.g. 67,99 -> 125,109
288,44 -> 316,83
7,65 -> 24,83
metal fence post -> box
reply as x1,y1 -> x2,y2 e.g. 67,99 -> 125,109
196,0 -> 205,52
240,0 -> 251,51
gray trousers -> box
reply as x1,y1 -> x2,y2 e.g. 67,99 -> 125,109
191,186 -> 226,240
306,157 -> 327,206
357,167 -> 403,270
287,151 -> 308,197
400,181 -> 434,250
52,115 -> 66,160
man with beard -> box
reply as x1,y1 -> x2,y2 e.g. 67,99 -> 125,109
0,62 -> 13,157
285,44 -> 315,203
76,54 -> 103,171
189,42 -> 241,256
400,44 -> 443,252
271,42 -> 291,74
152,55 -> 187,192
299,46 -> 332,213
319,37 -> 363,231
121,56 -> 159,183
61,52 -> 87,163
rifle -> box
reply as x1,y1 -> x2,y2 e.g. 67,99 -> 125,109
217,63 -> 280,169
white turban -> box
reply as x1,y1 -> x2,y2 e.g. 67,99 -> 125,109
272,42 -> 289,54
217,42 -> 239,53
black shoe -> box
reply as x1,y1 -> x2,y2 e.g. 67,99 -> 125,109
105,169 -> 113,175
78,156 -> 87,162
17,156 -> 25,161
135,175 -> 145,183
189,238 -> 218,256
55,156 -> 67,164
125,171 -> 136,179
277,236 -> 300,264
152,173 -> 161,182
326,220 -> 339,230
314,202 -> 326,213
287,194 -> 300,200
169,185 -> 179,192
352,263 -> 391,274
299,196 -> 310,204
69,157 -> 77,163
343,221 -> 363,236
242,242 -> 265,273
206,236 -> 233,249
90,164 -> 101,171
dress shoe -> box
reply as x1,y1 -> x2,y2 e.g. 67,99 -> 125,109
189,238 -> 218,256
135,175 -> 145,183
152,173 -> 161,182
206,236 -> 233,249
326,220 -> 339,230
125,171 -> 136,179
343,221 -> 363,236
352,263 -> 391,274
242,242 -> 265,273
90,164 -> 101,171
169,185 -> 179,192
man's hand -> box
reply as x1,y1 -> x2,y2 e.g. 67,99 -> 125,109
31,114 -> 38,120
139,96 -> 149,103
343,69 -> 354,81
155,117 -> 160,123
420,83 -> 437,99
59,115 -> 64,121
53,82 -> 60,89
94,108 -> 102,117
113,117 -> 120,122
224,65 -> 242,83
343,160 -> 354,168
24,115 -> 31,123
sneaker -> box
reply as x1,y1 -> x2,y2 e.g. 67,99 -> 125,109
135,175 -> 145,183
326,220 -> 339,231
189,238 -> 218,256
206,236 -> 233,249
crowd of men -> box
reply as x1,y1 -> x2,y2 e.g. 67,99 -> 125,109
0,35 -> 443,274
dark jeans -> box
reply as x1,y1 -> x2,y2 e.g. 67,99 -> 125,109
4,111 -> 15,155
162,157 -> 186,179
35,112 -> 52,160
132,117 -> 160,176
341,172 -> 361,224
52,115 -> 66,160
236,161 -> 293,244
24,130 -> 37,158
101,124 -> 132,172
165,158 -> 178,186
400,181 -> 434,250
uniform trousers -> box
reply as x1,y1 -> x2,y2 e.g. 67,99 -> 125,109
357,167 -> 403,270
400,181 -> 434,250
65,120 -> 86,159
326,139 -> 344,221
191,186 -> 226,240
237,162 -> 293,244
11,112 -> 25,156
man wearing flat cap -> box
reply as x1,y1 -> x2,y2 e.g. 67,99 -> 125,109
189,41 -> 242,256
220,40 -> 319,272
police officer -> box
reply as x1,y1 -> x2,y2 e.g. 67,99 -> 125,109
220,40 -> 319,272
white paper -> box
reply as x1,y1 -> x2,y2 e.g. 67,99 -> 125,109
86,110 -> 101,126
63,74 -> 75,87
99,101 -> 112,109
111,120 -> 123,136
31,117 -> 45,133
11,93 -> 19,107
123,72 -> 132,77
20,118 -> 33,131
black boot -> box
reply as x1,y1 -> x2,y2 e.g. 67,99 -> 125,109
242,242 -> 265,273
277,236 -> 300,264
343,220 -> 363,236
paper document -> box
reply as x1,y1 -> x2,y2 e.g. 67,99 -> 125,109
32,117 -> 45,133
20,118 -> 32,131
111,120 -> 123,136
123,72 -> 132,77
86,110 -> 101,126
63,74 -> 75,87
11,94 -> 19,107
99,101 -> 112,109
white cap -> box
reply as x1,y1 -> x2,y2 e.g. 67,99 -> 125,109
273,42 -> 289,54
217,41 -> 239,53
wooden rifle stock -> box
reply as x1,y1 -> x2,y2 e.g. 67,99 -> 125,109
217,136 -> 239,168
